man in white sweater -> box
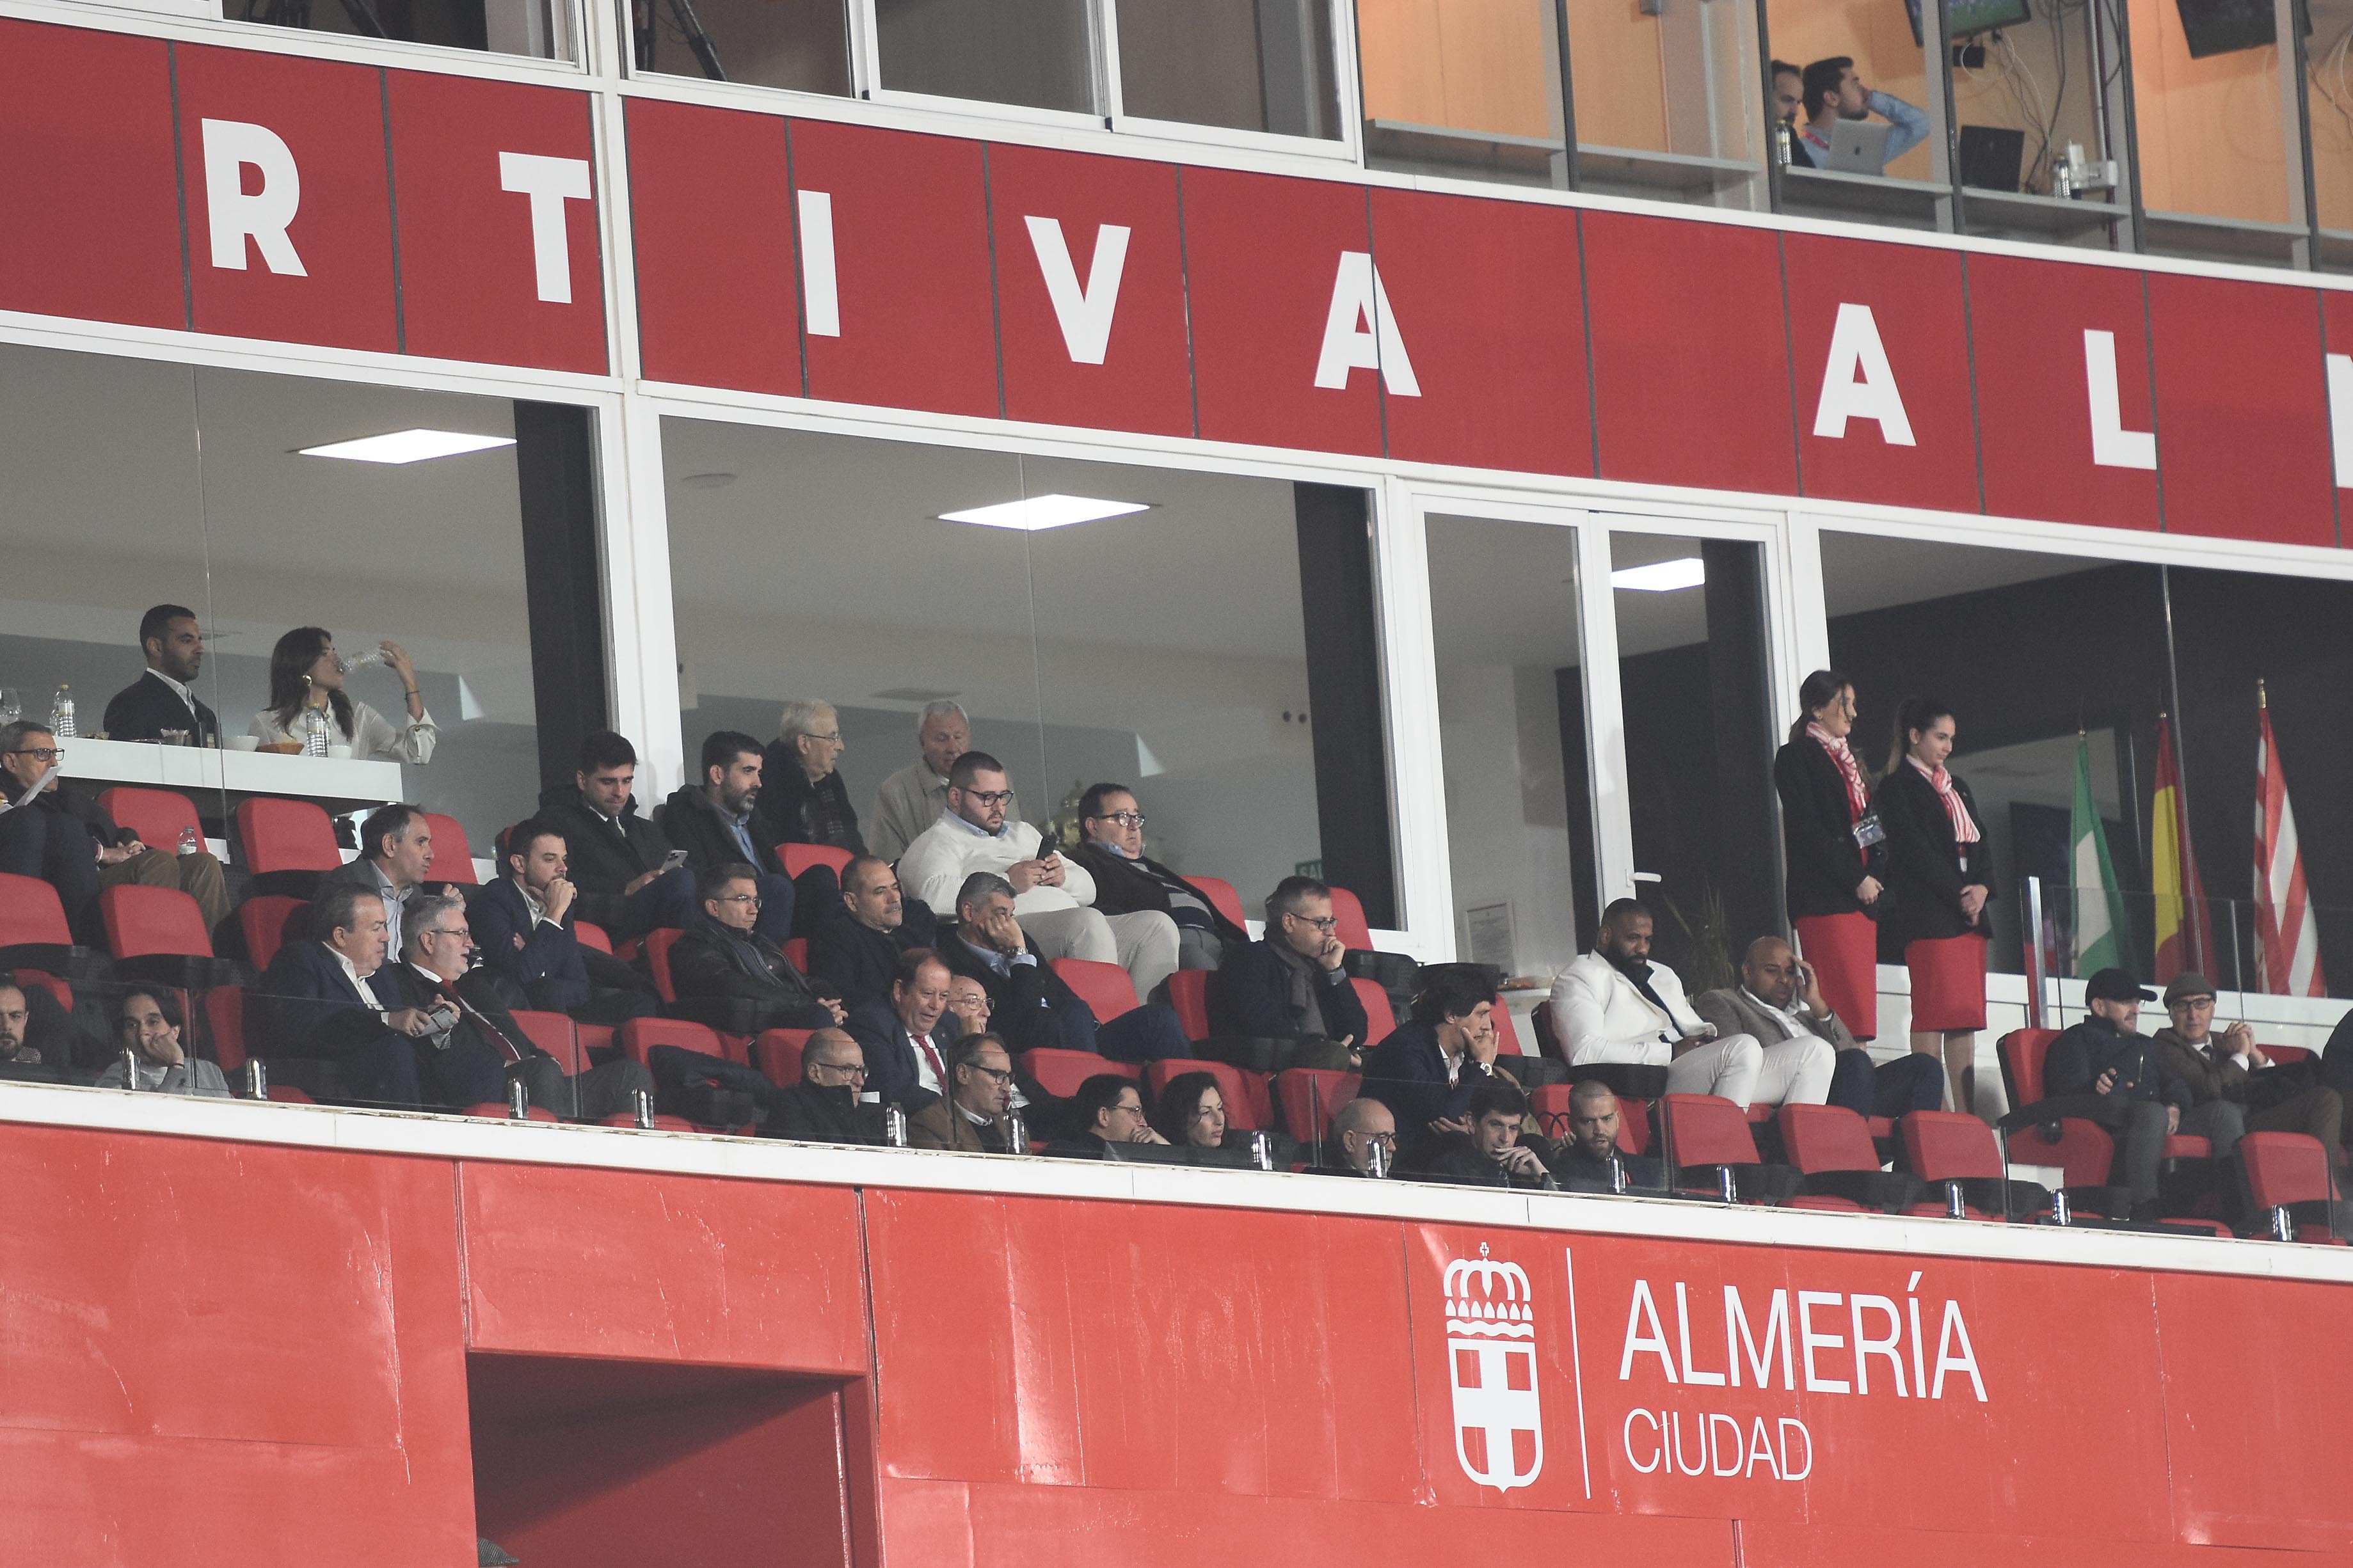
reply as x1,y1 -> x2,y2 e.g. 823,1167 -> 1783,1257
1547,898 -> 1830,1108
895,751 -> 1179,1001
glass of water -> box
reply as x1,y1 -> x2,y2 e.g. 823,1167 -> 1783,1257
0,688 -> 20,725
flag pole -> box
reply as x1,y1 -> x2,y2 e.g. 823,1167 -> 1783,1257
2158,566 -> 2197,894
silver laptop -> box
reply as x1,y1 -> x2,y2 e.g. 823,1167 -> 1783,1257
1825,118 -> 1894,175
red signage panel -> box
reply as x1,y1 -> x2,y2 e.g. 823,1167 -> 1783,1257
2148,274 -> 2336,548
626,98 -> 800,396
387,71 -> 607,373
1371,189 -> 1593,477
1785,234 -> 1978,514
0,22 -> 185,332
1183,166 -> 1385,456
987,143 -> 1194,438
1583,212 -> 1799,495
788,120 -> 1000,420
174,45 -> 398,354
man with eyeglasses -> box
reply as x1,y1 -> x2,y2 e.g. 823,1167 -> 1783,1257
669,864 -> 845,1033
1065,782 -> 1249,974
0,719 -> 229,942
1206,875 -> 1369,1049
898,751 -> 1179,1002
1069,1073 -> 1170,1151
910,1034 -> 1019,1153
757,699 -> 866,857
1311,1096 -> 1396,1177
2152,972 -> 2343,1157
770,1026 -> 888,1145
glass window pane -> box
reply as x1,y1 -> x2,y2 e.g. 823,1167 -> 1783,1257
229,0 -> 576,61
1949,4 -> 2133,248
874,0 -> 1097,114
1357,0 -> 1568,186
1570,0 -> 1769,208
1425,514 -> 1597,983
1769,0 -> 1947,228
1116,0 -> 1339,137
2307,12 -> 2353,249
2130,0 -> 2299,260
632,0 -> 850,91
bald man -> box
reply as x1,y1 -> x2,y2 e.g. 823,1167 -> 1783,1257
1319,1097 -> 1397,1176
769,1026 -> 888,1145
1691,936 -> 1938,1118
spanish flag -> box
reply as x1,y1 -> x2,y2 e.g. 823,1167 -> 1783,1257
2151,713 -> 2213,983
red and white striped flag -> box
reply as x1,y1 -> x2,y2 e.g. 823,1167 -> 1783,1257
2254,685 -> 2326,997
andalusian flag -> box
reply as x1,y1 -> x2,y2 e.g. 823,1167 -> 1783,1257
2070,735 -> 2134,975
2150,714 -> 2213,981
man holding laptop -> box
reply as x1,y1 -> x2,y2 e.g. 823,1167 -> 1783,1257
1799,56 -> 1929,175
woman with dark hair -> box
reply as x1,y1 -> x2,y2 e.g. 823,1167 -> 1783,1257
1771,669 -> 1886,1041
247,626 -> 437,763
1873,697 -> 1993,1113
1150,1070 -> 1228,1149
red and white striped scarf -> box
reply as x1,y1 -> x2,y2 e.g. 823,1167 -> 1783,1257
1908,756 -> 1981,843
1808,723 -> 1869,820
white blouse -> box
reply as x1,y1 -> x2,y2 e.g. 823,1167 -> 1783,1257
247,698 -> 438,765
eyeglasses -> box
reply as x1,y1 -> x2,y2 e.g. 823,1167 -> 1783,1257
808,1059 -> 867,1079
805,733 -> 842,744
1291,914 -> 1339,933
968,1065 -> 1014,1084
1090,811 -> 1146,829
8,748 -> 64,763
714,892 -> 762,907
962,789 -> 1014,807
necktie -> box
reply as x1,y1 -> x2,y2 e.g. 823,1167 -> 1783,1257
914,1033 -> 946,1091
442,980 -> 524,1064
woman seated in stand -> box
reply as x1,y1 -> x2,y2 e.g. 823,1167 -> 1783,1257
247,626 -> 438,764
1149,1070 -> 1229,1150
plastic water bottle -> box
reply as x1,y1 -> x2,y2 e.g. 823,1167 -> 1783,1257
177,827 -> 202,857
1005,1109 -> 1027,1155
1365,1141 -> 1390,1180
337,649 -> 387,676
506,1077 -> 530,1120
244,1060 -> 268,1100
299,706 -> 331,757
1609,1154 -> 1629,1195
120,1041 -> 143,1091
1250,1131 -> 1273,1171
884,1105 -> 909,1147
1775,120 -> 1793,168
48,685 -> 75,739
633,1088 -> 657,1129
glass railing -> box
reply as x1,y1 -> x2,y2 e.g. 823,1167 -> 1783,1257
2008,875 -> 2353,1008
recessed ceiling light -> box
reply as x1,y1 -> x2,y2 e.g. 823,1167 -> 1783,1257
678,471 -> 738,490
937,494 -> 1149,531
1611,557 -> 1707,592
298,429 -> 518,464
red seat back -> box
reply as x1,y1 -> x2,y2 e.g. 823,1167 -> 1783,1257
239,896 -> 308,973
98,787 -> 201,853
1490,997 -> 1524,1056
16,970 -> 71,1013
235,798 -> 342,875
1663,1093 -> 1760,1171
1144,1057 -> 1266,1132
616,1017 -> 724,1068
1051,957 -> 1139,1023
1779,1103 -> 1879,1175
99,885 -> 214,960
1166,970 -> 1211,1040
2266,1043 -> 2315,1067
464,1102 -> 560,1123
1019,1047 -> 1134,1097
755,1027 -> 813,1086
1328,885 -> 1375,950
1533,1084 -> 1652,1155
1275,1068 -> 1360,1141
2241,1132 -> 2339,1210
420,813 -> 476,885
1190,875 -> 1249,933
779,843 -> 854,880
643,926 -> 687,1002
574,921 -> 612,954
1998,1027 -> 2060,1108
1901,1111 -> 2004,1182
511,1010 -> 583,1075
2006,1118 -> 2116,1190
1616,1098 -> 1653,1156
1352,978 -> 1396,1043
0,874 -> 73,947
601,1111 -> 696,1130
205,985 -> 248,1073
783,937 -> 810,970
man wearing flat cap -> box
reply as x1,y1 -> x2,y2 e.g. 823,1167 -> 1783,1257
2153,972 -> 2343,1155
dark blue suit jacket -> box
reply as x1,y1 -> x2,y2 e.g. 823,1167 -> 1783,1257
1359,1021 -> 1494,1148
254,940 -> 404,1061
844,999 -> 944,1112
470,876 -> 590,1010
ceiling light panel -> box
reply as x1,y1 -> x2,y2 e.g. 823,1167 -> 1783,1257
299,429 -> 518,464
1610,557 -> 1707,592
937,494 -> 1150,531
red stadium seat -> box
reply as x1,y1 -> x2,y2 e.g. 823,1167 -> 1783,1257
783,937 -> 810,970
204,985 -> 248,1074
1533,1000 -> 1565,1061
463,1102 -> 560,1123
98,885 -> 219,987
238,896 -> 308,973
616,1017 -> 725,1068
1166,970 -> 1211,1040
1661,1093 -> 1763,1199
420,813 -> 477,885
511,1010 -> 583,1075
1531,1085 -> 1652,1155
2164,1135 -> 2213,1160
2241,1132 -> 2346,1242
1780,1103 -> 1879,1176
643,927 -> 686,1002
1052,957 -> 1139,1023
1144,1057 -> 1267,1131
266,1086 -> 315,1105
780,844 -> 854,880
1190,875 -> 1250,934
0,873 -> 78,969
2006,1117 -> 2117,1192
601,1111 -> 696,1130
755,1028 -> 813,1086
1020,1048 -> 1136,1097
1996,1027 -> 2060,1107
574,921 -> 612,954
578,1023 -> 616,1059
235,798 -> 342,877
1529,1083 -> 1572,1138
98,787 -> 202,855
2267,1043 -> 2315,1068
1902,1111 -> 2006,1219
1490,997 -> 1525,1056
1352,978 -> 1396,1043
15,970 -> 72,1013
1328,885 -> 1375,950
1275,1068 -> 1360,1143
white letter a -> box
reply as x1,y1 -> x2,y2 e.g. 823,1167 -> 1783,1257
1812,302 -> 1913,445
1314,251 -> 1419,397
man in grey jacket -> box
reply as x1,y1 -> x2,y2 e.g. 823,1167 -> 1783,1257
1691,936 -> 1938,1118
868,701 -> 1019,865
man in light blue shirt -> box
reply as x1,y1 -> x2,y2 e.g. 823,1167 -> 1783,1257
1799,56 -> 1929,175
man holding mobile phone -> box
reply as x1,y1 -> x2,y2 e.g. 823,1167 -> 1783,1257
2044,969 -> 2197,1221
539,730 -> 698,943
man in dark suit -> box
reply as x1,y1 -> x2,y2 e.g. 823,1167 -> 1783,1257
1309,1097 -> 1396,1178
1065,783 -> 1249,973
1207,876 -> 1368,1047
0,720 -> 230,938
470,817 -> 659,1025
1359,969 -> 1502,1163
0,979 -> 66,1082
845,947 -> 955,1111
1548,1081 -> 1664,1191
2044,968 -> 2192,1221
251,882 -> 426,1106
937,873 -> 1190,1063
768,1027 -> 888,1144
536,731 -> 696,943
657,729 -> 802,942
387,891 -> 652,1117
808,855 -> 937,1011
101,605 -> 220,745
668,864 -> 843,1034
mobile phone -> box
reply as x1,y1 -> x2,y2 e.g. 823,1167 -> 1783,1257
660,848 -> 689,871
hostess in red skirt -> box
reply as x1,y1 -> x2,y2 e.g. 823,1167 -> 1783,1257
1906,933 -> 1988,1032
1794,912 -> 1878,1041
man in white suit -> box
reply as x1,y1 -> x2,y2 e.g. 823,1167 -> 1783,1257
1548,899 -> 1831,1108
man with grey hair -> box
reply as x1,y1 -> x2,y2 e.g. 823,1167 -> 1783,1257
252,881 -> 426,1105
868,701 -> 1019,864
317,803 -> 435,956
937,871 -> 1190,1062
758,698 -> 866,855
